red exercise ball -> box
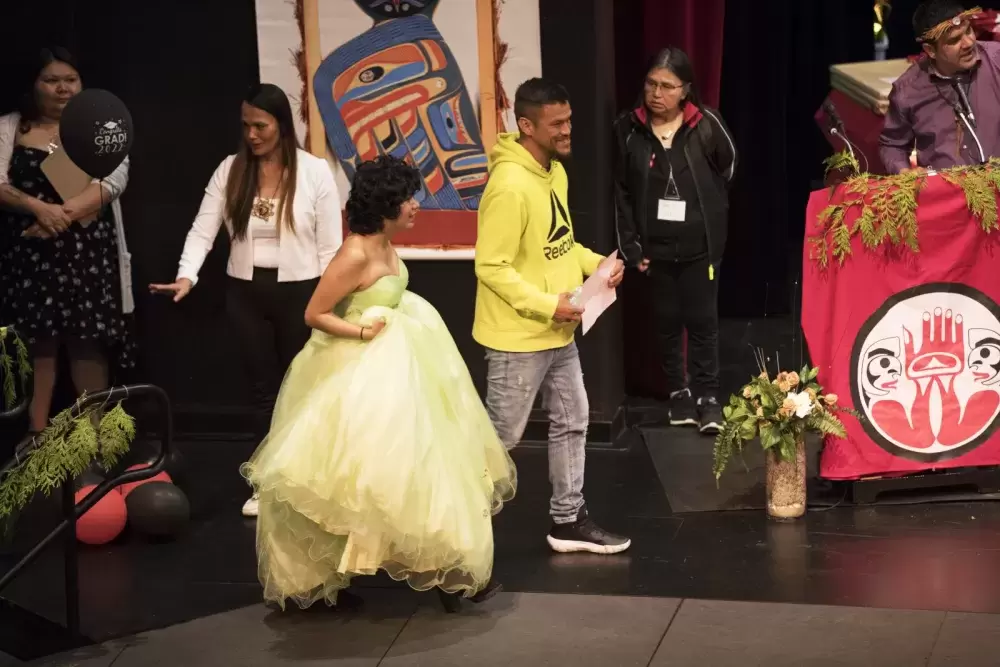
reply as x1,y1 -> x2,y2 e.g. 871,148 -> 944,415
117,464 -> 172,498
75,485 -> 127,545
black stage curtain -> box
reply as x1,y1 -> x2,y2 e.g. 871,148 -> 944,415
717,1 -> 872,318
2,1 -> 261,437
883,0 -> 1000,60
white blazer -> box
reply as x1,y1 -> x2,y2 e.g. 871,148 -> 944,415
0,112 -> 134,314
176,149 -> 343,285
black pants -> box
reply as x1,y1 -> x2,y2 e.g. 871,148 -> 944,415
225,269 -> 318,440
647,257 -> 720,398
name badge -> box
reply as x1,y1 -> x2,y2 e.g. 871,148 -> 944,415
657,198 -> 686,222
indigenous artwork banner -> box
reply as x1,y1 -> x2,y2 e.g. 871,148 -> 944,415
255,0 -> 542,254
802,171 -> 1000,480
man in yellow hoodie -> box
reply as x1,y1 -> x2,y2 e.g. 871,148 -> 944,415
474,78 -> 629,554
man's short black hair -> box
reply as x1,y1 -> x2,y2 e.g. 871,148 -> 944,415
513,78 -> 570,122
913,0 -> 967,40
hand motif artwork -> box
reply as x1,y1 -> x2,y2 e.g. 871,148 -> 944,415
860,307 -> 1000,453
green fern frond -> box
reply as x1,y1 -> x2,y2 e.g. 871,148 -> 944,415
0,399 -> 136,525
808,161 -> 993,267
0,327 -> 33,411
823,150 -> 860,179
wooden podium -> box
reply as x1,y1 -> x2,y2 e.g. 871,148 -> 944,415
814,59 -> 911,176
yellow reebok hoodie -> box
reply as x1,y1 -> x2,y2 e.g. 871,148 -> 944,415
473,133 -> 604,352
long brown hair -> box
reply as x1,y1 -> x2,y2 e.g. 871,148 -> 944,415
225,84 -> 300,240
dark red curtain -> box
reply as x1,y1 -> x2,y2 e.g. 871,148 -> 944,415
614,0 -> 725,109
614,0 -> 726,399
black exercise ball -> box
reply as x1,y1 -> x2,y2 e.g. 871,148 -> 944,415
125,481 -> 189,539
60,89 -> 133,179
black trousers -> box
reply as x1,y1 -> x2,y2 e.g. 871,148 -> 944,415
225,269 -> 319,440
646,256 -> 720,398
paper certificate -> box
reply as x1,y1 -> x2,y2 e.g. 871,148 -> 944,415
577,251 -> 619,335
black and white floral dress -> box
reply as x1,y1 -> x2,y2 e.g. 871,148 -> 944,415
0,145 -> 135,373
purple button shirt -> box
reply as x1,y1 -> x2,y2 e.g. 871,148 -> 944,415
879,41 -> 1000,173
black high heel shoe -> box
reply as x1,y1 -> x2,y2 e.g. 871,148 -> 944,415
436,588 -> 462,613
436,579 -> 502,613
469,579 -> 502,603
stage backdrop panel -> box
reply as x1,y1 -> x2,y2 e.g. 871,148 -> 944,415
802,173 -> 1000,480
255,0 -> 541,253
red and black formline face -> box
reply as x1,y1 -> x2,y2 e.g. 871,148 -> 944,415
355,0 -> 440,22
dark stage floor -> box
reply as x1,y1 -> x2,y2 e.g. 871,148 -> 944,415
4,432 -> 1000,661
2,316 -> 1000,661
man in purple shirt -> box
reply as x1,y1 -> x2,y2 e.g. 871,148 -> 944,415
879,0 -> 1000,174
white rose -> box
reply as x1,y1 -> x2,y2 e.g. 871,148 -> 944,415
788,391 -> 814,419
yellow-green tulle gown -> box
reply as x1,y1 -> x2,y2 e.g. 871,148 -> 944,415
240,259 -> 516,609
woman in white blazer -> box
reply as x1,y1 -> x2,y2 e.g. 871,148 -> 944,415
0,47 -> 134,436
150,84 -> 343,517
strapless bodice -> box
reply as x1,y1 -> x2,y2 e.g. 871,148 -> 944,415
335,259 -> 409,322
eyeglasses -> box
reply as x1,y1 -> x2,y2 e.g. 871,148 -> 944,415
644,79 -> 685,94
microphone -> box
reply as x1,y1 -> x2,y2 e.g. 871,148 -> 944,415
950,80 -> 976,128
822,100 -> 846,134
951,99 -> 987,164
822,100 -> 859,167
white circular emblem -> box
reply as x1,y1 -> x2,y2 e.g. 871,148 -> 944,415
851,283 -> 1000,461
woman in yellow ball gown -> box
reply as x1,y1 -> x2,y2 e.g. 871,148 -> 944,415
241,156 -> 516,611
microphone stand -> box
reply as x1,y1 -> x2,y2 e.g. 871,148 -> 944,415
822,101 -> 868,175
937,72 -> 986,165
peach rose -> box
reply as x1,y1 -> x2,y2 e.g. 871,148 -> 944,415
779,397 -> 796,417
824,393 -> 838,406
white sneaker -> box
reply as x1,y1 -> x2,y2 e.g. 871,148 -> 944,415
242,493 -> 259,517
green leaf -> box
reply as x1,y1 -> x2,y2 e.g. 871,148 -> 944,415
759,422 -> 781,449
759,391 -> 776,410
778,435 -> 797,462
739,419 -> 758,441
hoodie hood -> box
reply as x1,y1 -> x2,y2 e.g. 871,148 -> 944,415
487,132 -> 558,182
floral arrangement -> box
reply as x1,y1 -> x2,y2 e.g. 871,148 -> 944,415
712,356 -> 858,481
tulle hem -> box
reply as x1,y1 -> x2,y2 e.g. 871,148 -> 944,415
241,461 -> 515,610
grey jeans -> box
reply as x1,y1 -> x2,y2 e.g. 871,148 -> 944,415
484,341 -> 587,524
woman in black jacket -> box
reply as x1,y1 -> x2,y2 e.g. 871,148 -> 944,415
614,47 -> 737,434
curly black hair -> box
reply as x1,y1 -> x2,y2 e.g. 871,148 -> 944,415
345,156 -> 422,235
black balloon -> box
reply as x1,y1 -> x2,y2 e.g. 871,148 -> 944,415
60,89 -> 133,179
125,481 -> 190,539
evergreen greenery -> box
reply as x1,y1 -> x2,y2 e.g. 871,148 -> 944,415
810,155 -> 1000,268
0,327 -> 31,412
0,396 -> 135,523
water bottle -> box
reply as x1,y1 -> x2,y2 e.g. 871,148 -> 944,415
569,287 -> 584,308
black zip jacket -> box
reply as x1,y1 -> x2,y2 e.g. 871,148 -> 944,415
613,101 -> 738,267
